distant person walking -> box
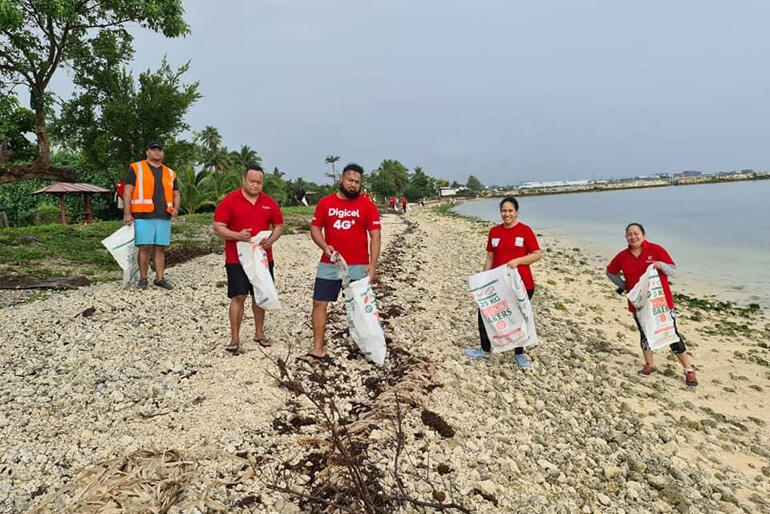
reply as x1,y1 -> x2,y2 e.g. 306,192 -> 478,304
606,223 -> 697,386
389,196 -> 397,212
400,197 -> 408,213
213,165 -> 284,353
122,141 -> 180,290
300,163 -> 381,362
296,186 -> 308,206
465,197 -> 540,371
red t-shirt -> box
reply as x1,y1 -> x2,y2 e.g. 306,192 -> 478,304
311,193 -> 381,265
486,222 -> 540,289
213,189 -> 284,264
607,240 -> 675,313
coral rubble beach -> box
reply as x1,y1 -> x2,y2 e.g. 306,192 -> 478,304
1,208 -> 769,513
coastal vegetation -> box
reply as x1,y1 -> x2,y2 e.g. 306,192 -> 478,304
0,207 -> 313,281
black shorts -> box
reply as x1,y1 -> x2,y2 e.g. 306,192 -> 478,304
313,277 -> 344,302
226,262 -> 274,299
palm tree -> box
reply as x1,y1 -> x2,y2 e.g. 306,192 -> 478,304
195,126 -> 222,154
201,147 -> 233,174
230,145 -> 261,171
202,169 -> 242,202
176,165 -> 215,214
325,154 -> 340,183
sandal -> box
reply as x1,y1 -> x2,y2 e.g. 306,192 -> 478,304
297,352 -> 328,363
254,337 -> 272,348
224,341 -> 240,353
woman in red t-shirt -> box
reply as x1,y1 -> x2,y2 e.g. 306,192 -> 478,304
465,197 -> 540,370
606,223 -> 697,386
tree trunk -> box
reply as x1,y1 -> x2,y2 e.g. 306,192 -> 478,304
0,95 -> 75,184
0,161 -> 75,184
34,102 -> 52,164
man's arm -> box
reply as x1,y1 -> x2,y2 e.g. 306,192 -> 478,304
213,221 -> 252,241
260,224 -> 284,249
123,185 -> 134,225
367,229 -> 381,279
310,225 -> 335,259
172,190 -> 181,220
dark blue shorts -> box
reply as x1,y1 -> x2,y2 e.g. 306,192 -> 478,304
226,262 -> 274,299
313,278 -> 344,302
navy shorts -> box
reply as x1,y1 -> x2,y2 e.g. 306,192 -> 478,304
313,278 -> 345,302
313,263 -> 368,302
226,262 -> 274,299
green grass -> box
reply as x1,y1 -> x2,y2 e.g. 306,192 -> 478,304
0,206 -> 315,281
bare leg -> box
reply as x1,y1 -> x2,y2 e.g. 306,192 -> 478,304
229,295 -> 247,345
310,300 -> 329,357
252,299 -> 266,341
676,352 -> 692,369
137,245 -> 152,279
153,245 -> 166,280
642,349 -> 654,366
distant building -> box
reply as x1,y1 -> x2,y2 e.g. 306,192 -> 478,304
674,170 -> 702,178
519,180 -> 590,190
438,187 -> 459,197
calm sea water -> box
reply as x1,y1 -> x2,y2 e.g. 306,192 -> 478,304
455,180 -> 770,307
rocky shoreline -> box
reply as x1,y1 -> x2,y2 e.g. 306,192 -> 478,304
1,209 -> 769,513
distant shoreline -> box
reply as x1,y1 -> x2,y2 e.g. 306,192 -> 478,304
486,171 -> 770,198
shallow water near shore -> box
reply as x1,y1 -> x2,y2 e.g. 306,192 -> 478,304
455,180 -> 770,308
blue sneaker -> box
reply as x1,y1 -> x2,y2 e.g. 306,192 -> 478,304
465,348 -> 490,360
514,353 -> 532,371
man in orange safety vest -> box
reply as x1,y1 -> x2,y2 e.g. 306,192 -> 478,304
122,141 -> 180,290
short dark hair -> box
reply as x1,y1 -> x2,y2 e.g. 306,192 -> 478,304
499,196 -> 519,211
243,164 -> 264,177
625,222 -> 645,235
342,163 -> 364,176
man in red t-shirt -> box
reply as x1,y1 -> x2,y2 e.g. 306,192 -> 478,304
213,165 -> 284,353
299,163 -> 381,362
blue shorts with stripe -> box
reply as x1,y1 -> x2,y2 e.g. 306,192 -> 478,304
313,263 -> 368,302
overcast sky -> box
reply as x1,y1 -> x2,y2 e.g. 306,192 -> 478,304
121,0 -> 770,184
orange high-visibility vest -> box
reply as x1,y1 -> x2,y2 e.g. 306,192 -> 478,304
129,160 -> 176,214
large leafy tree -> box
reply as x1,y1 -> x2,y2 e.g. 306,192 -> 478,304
369,159 -> 409,199
404,165 -> 435,201
0,0 -> 188,183
466,174 -> 484,194
54,59 -> 200,183
0,92 -> 36,164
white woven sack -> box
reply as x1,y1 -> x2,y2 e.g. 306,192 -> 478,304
101,224 -> 139,288
236,230 -> 281,311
